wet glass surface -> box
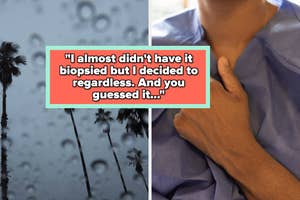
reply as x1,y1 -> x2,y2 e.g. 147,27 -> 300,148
0,0 -> 148,199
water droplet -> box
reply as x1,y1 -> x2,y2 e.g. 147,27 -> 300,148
77,1 -> 96,21
91,160 -> 108,175
110,6 -> 120,16
21,132 -> 29,139
123,26 -> 138,44
19,161 -> 31,171
68,155 -> 79,165
29,33 -> 44,48
121,133 -> 136,146
33,167 -> 40,175
26,184 -> 36,193
32,51 -> 45,66
92,14 -> 111,32
61,139 -> 75,152
120,191 -> 134,200
36,81 -> 45,89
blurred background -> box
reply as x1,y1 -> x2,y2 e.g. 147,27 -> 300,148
152,0 -> 300,21
0,0 -> 148,200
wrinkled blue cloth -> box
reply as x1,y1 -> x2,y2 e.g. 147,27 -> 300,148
152,1 -> 300,199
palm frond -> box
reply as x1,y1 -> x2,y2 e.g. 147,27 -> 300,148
117,109 -> 148,137
0,41 -> 26,86
95,109 -> 113,124
0,42 -> 19,56
117,109 -> 132,123
127,148 -> 144,174
14,55 -> 26,65
10,65 -> 21,76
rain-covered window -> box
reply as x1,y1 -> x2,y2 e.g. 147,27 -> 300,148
0,0 -> 148,199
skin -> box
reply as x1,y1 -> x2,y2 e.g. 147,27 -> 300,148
198,0 -> 278,67
173,0 -> 300,200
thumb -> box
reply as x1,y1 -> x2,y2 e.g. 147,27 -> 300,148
217,57 -> 243,94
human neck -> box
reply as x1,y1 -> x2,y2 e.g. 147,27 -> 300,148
198,0 -> 278,66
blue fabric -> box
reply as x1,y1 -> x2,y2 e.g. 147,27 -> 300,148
152,1 -> 300,199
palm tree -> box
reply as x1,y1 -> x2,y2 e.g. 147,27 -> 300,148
0,41 -> 26,200
64,108 -> 92,198
127,148 -> 148,191
95,109 -> 128,193
117,109 -> 148,138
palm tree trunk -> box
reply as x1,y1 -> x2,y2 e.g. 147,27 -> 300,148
142,122 -> 148,138
106,132 -> 128,193
139,172 -> 148,191
1,86 -> 8,200
69,110 -> 92,198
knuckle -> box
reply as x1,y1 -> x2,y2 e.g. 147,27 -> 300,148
173,113 -> 183,127
181,108 -> 191,116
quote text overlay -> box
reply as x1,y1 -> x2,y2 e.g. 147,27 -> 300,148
46,46 -> 210,108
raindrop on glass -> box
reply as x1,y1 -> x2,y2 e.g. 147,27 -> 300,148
26,184 -> 36,194
121,133 -> 136,147
110,6 -> 120,16
92,14 -> 111,32
68,155 -> 79,165
32,51 -> 45,66
91,159 -> 108,175
123,26 -> 138,44
21,132 -> 29,139
29,33 -> 44,48
19,161 -> 31,171
77,1 -> 96,21
36,81 -> 45,89
61,139 -> 75,152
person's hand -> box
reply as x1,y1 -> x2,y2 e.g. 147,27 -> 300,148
173,57 -> 257,167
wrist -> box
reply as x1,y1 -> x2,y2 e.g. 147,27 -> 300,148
220,132 -> 267,183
